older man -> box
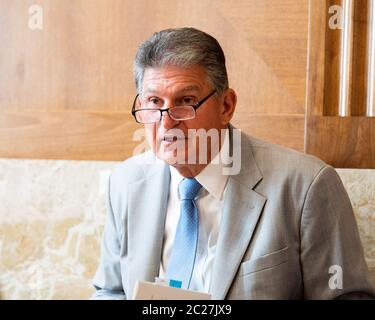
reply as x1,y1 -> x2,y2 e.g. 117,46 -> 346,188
92,28 -> 375,299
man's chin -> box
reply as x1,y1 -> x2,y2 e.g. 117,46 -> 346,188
156,150 -> 188,166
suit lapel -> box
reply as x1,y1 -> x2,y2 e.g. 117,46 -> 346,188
209,130 -> 266,299
127,159 -> 170,299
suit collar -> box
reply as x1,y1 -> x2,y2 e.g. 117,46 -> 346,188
226,124 -> 263,189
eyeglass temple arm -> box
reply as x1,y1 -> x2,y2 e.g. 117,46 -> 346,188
131,93 -> 140,115
193,90 -> 217,110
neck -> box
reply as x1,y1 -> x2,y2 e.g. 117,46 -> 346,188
171,136 -> 223,177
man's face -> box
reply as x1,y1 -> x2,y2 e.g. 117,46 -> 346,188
140,65 -> 231,168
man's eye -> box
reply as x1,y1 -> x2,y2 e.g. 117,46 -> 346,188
181,97 -> 196,105
147,98 -> 162,108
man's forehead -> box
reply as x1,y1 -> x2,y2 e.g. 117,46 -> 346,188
141,65 -> 208,94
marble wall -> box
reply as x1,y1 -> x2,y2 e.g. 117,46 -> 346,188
0,159 -> 374,299
336,169 -> 375,283
0,159 -> 117,299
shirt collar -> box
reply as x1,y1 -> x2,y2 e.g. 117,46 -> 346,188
169,128 -> 230,201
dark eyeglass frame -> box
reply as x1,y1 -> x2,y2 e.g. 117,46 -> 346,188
131,89 -> 217,124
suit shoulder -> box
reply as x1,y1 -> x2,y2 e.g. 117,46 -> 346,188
110,150 -> 157,185
246,135 -> 328,180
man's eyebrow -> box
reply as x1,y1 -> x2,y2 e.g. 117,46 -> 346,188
143,85 -> 201,95
176,85 -> 201,94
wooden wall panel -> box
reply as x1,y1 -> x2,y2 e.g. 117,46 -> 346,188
0,0 -> 309,160
0,0 -> 138,112
307,116 -> 375,167
0,112 -> 138,160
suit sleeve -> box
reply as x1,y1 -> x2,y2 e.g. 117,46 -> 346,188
91,174 -> 126,300
300,165 -> 375,299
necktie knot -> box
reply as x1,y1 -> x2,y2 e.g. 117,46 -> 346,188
179,178 -> 202,200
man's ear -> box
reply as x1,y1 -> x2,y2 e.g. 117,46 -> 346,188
221,88 -> 237,125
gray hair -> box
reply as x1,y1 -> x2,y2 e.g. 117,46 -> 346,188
134,27 -> 229,95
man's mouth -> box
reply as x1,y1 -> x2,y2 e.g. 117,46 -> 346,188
163,136 -> 176,142
162,136 -> 186,142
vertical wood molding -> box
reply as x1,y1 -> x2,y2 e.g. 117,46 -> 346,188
339,0 -> 354,116
306,0 -> 375,168
349,0 -> 370,116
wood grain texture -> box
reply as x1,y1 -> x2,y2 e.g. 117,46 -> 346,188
350,0 -> 371,115
0,0 -> 309,160
233,114 -> 305,152
307,116 -> 375,168
0,0 -> 138,112
323,0 -> 342,116
0,112 -> 139,161
306,0 -> 327,116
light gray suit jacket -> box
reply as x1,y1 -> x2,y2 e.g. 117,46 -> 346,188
92,128 -> 375,299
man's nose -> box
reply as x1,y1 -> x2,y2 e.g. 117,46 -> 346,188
160,108 -> 179,129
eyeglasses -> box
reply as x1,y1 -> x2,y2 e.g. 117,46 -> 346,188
131,90 -> 217,124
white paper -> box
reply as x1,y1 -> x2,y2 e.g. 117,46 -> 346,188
132,281 -> 212,300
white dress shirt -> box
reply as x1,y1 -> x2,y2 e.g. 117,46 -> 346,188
158,131 -> 230,293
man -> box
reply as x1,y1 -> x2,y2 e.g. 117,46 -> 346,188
92,27 -> 375,299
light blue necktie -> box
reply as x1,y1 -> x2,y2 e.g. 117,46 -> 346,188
166,178 -> 202,289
